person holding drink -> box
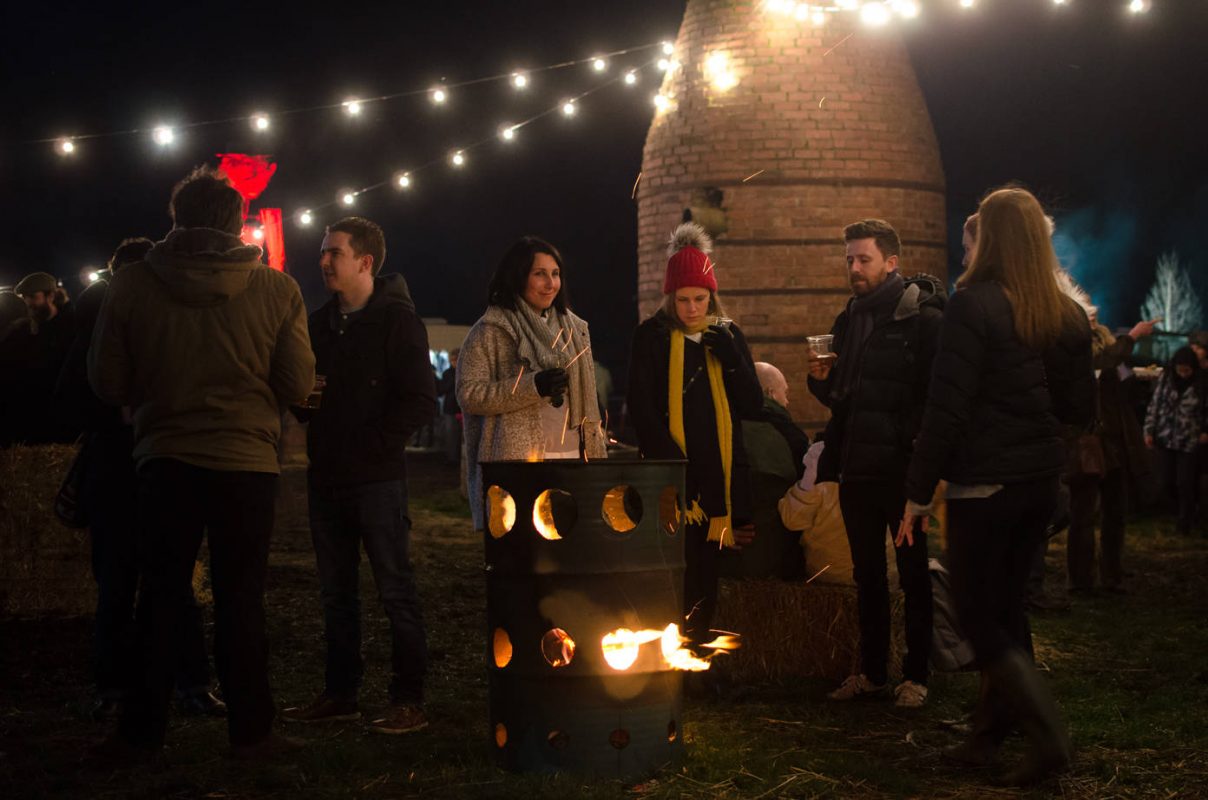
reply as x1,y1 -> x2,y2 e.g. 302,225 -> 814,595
807,219 -> 945,709
627,223 -> 762,650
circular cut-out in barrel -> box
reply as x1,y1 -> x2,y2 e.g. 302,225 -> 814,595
493,628 -> 513,668
487,485 -> 517,539
658,486 -> 681,536
548,729 -> 570,749
540,628 -> 576,667
601,485 -> 643,533
667,720 -> 678,743
495,722 -> 507,748
533,489 -> 577,540
609,729 -> 631,750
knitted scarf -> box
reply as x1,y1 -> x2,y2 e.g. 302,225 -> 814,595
490,302 -> 600,437
668,325 -> 734,547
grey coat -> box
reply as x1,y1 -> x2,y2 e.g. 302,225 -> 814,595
457,305 -> 607,529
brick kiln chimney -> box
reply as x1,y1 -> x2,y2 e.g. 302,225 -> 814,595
636,0 -> 947,429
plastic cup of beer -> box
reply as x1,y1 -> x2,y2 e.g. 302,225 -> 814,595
807,335 -> 836,362
707,315 -> 733,330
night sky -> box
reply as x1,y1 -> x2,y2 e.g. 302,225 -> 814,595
3,1 -> 1206,381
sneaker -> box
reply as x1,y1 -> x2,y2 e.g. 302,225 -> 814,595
281,693 -> 360,723
177,690 -> 227,718
893,680 -> 928,708
229,733 -> 305,761
827,674 -> 887,701
368,704 -> 428,735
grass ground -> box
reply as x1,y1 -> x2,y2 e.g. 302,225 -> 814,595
2,452 -> 1206,799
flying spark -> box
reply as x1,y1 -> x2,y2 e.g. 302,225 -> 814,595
741,169 -> 765,183
805,564 -> 832,584
511,365 -> 525,394
565,344 -> 591,368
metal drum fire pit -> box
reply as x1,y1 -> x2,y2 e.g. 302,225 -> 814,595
484,458 -> 707,780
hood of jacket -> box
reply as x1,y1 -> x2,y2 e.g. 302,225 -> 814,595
368,273 -> 416,313
891,272 -> 947,322
147,228 -> 264,307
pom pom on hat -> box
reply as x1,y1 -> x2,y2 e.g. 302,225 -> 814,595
663,222 -> 717,295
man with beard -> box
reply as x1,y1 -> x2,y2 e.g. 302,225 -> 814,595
807,219 -> 943,709
3,272 -> 76,443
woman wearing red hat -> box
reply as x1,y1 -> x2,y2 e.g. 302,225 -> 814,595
626,223 -> 763,650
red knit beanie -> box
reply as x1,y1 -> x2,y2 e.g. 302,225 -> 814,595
663,222 -> 717,294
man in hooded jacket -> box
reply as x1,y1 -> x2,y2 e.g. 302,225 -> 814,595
88,166 -> 315,761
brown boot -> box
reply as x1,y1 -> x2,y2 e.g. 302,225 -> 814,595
986,649 -> 1072,786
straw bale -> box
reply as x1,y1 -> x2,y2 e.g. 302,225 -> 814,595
0,444 -> 209,617
711,578 -> 905,684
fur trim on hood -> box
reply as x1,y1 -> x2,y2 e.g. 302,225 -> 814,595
1054,268 -> 1097,320
667,222 -> 712,257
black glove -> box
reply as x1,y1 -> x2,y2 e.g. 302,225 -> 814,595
534,368 -> 569,406
701,324 -> 740,369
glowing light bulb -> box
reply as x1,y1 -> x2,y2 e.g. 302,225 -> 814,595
960,0 -> 974,8
56,138 -> 75,155
861,2 -> 891,25
795,4 -> 811,20
251,227 -> 264,240
661,41 -> 675,56
252,114 -> 270,131
298,210 -> 313,225
87,271 -> 100,283
512,72 -> 528,89
592,57 -> 607,72
561,100 -> 576,116
341,192 -> 356,206
896,0 -> 921,17
812,9 -> 827,24
431,87 -> 448,104
653,93 -> 670,112
499,123 -> 517,141
1053,0 -> 1067,4
450,150 -> 465,167
657,58 -> 671,71
396,171 -> 411,189
1128,0 -> 1149,12
343,99 -> 362,115
624,70 -> 638,85
152,126 -> 174,146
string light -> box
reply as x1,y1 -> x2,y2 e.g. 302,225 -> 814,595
251,227 -> 265,240
1053,0 -> 1067,5
450,150 -> 466,167
861,2 -> 892,25
894,0 -> 921,17
252,114 -> 270,131
653,93 -> 670,112
431,87 -> 448,104
341,191 -> 356,206
812,8 -> 828,24
511,72 -> 529,89
704,52 -> 739,91
624,70 -> 638,85
152,126 -> 174,146
592,57 -> 607,72
661,41 -> 675,56
87,271 -> 101,283
343,99 -> 362,116
657,57 -> 672,71
960,0 -> 975,8
298,210 -> 314,226
56,138 -> 75,155
499,123 -> 517,141
561,99 -> 577,116
395,171 -> 412,189
1128,0 -> 1150,13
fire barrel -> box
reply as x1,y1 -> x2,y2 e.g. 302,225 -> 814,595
483,459 -> 687,780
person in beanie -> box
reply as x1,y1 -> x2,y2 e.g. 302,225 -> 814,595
87,165 -> 315,763
807,219 -> 943,709
283,216 -> 437,735
626,223 -> 762,650
457,236 -> 607,531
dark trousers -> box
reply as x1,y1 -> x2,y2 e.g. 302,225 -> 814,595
308,479 -> 427,705
86,430 -> 210,697
1067,468 -> 1127,589
120,459 -> 276,747
947,478 -> 1058,664
683,519 -> 721,648
1158,447 -> 1198,532
838,480 -> 932,685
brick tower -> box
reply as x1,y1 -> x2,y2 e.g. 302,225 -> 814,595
637,0 -> 946,429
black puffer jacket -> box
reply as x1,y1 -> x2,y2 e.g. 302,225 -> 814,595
807,275 -> 945,481
904,281 -> 1094,505
304,274 -> 437,489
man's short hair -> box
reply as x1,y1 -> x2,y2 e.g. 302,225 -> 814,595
169,166 -> 246,234
843,219 -> 901,260
327,217 -> 386,275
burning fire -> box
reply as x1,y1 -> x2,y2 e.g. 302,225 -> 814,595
487,485 -> 516,539
533,489 -> 572,541
600,623 -> 739,672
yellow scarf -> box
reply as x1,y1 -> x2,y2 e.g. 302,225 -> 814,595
668,326 -> 734,547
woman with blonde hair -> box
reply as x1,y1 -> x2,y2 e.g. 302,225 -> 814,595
898,187 -> 1093,785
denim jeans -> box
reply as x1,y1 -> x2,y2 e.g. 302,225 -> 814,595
121,459 -> 276,747
309,479 -> 427,705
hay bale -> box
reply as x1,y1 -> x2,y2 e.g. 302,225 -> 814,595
711,578 -> 905,684
0,444 -> 94,617
0,444 -> 210,617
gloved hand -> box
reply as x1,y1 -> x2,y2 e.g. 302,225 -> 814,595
534,368 -> 569,407
701,324 -> 740,369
